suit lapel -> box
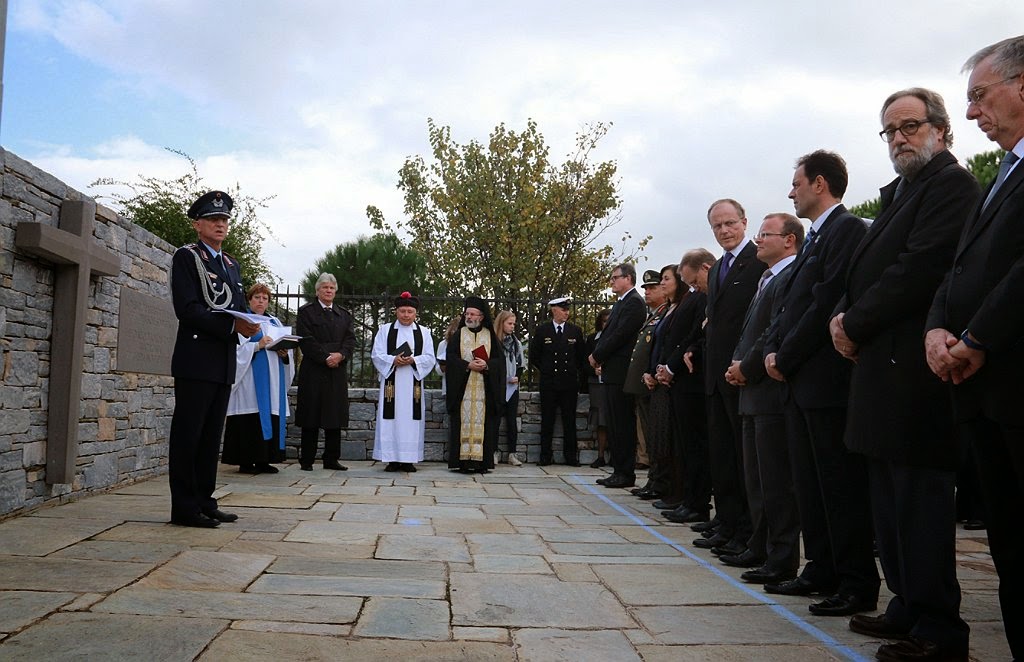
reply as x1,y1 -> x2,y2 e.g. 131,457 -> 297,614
959,159 -> 1024,256
710,241 -> 756,312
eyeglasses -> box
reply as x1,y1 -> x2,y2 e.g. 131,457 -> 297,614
879,119 -> 930,143
967,73 -> 1021,105
609,274 -> 627,281
754,231 -> 789,240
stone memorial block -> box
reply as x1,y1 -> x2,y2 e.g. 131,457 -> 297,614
115,288 -> 176,376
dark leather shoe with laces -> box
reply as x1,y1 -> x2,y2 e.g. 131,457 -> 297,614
719,549 -> 765,568
691,517 -> 719,533
848,613 -> 909,640
602,475 -> 636,489
808,592 -> 877,616
741,566 -> 796,585
171,513 -> 220,528
693,532 -> 730,549
711,540 -> 746,557
323,460 -> 348,471
203,509 -> 238,523
764,576 -> 836,596
875,637 -> 967,661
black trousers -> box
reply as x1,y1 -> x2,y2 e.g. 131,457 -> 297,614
706,384 -> 750,542
964,416 -> 1024,660
869,457 -> 968,654
787,402 -> 878,598
169,379 -> 230,519
300,427 -> 341,465
502,390 -> 520,453
743,414 -> 800,573
675,390 -> 711,513
539,387 -> 578,462
646,386 -> 674,494
603,383 -> 637,479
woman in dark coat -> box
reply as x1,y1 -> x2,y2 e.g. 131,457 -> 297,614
295,272 -> 356,471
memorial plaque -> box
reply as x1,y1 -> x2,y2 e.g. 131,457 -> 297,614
115,289 -> 177,376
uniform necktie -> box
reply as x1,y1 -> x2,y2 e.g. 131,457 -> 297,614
717,252 -> 734,286
556,325 -> 563,337
755,268 -> 773,298
983,151 -> 1020,210
802,228 -> 817,254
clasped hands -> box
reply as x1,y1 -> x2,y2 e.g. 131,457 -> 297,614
326,352 -> 345,368
925,328 -> 985,384
468,357 -> 488,372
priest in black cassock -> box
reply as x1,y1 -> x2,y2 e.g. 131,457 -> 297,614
446,296 -> 506,474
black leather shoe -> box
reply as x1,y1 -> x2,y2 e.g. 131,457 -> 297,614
719,549 -> 765,568
741,566 -> 796,585
255,463 -> 279,474
171,513 -> 220,528
537,458 -> 553,467
637,489 -> 662,500
711,541 -> 747,557
323,460 -> 348,471
664,508 -> 709,524
239,464 -> 257,474
962,519 -> 985,531
693,532 -> 730,549
652,499 -> 682,510
203,509 -> 238,523
808,592 -> 877,617
764,576 -> 836,596
602,475 -> 636,489
848,613 -> 909,640
563,459 -> 581,467
299,463 -> 313,471
385,462 -> 400,472
691,517 -> 719,533
589,457 -> 606,468
875,637 -> 966,662
596,476 -> 611,485
401,463 -> 417,472
677,509 -> 710,524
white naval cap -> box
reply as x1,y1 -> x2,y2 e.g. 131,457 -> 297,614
547,297 -> 572,309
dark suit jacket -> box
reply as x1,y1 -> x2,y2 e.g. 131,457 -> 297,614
735,264 -> 794,416
927,149 -> 1024,426
529,321 -> 586,391
657,290 -> 707,394
838,150 -> 979,468
624,304 -> 667,397
592,288 -> 647,384
295,301 -> 356,429
704,241 -> 767,394
766,205 -> 867,409
170,243 -> 247,384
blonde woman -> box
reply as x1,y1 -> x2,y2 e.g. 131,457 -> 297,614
494,310 -> 525,465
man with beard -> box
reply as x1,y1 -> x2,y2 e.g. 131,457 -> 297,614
831,88 -> 980,662
446,297 -> 506,474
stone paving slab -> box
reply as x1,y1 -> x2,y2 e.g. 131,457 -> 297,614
230,620 -> 351,636
93,522 -> 243,546
548,541 -> 684,557
95,587 -> 363,623
593,564 -> 761,606
331,503 -> 400,522
473,554 -> 553,574
26,494 -> 169,523
268,556 -> 446,580
0,591 -> 77,634
0,517 -> 117,556
199,630 -> 516,661
319,493 -> 435,504
0,612 -> 225,661
217,493 -> 320,509
399,505 -> 486,520
635,643 -> 847,661
49,540 -> 183,564
353,597 -> 451,640
136,550 -> 274,591
634,605 -> 821,645
513,628 -> 642,661
249,573 -> 446,599
450,573 -> 636,628
0,556 -> 152,593
377,533 -> 472,562
535,528 -> 630,543
466,533 -> 549,555
284,520 -> 433,545
432,518 -> 516,534
219,539 -> 375,560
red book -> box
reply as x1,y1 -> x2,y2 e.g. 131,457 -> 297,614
472,345 -> 489,361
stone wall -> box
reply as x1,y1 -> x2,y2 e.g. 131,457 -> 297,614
0,148 -> 176,518
284,388 -> 598,464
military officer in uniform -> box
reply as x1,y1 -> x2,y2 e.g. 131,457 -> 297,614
169,190 -> 258,528
529,297 -> 587,465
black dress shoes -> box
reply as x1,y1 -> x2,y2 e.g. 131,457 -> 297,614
637,488 -> 662,500
741,566 -> 796,585
808,592 -> 877,617
401,463 -> 417,472
764,576 -> 836,596
255,463 -> 279,474
848,613 -> 909,640
676,509 -> 710,524
563,459 -> 581,467
323,460 -> 348,471
691,517 -> 719,533
602,475 -> 636,489
719,549 -> 765,568
589,457 -> 606,468
652,499 -> 683,510
875,637 -> 966,662
385,462 -> 400,472
299,463 -> 313,471
711,541 -> 746,557
203,509 -> 238,523
171,513 -> 220,528
537,458 -> 553,467
693,532 -> 730,549
596,476 -> 610,485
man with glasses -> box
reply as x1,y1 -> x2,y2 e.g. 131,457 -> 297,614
725,213 -> 803,584
590,263 -> 647,488
833,88 -> 979,661
693,199 -> 766,559
762,151 -> 877,618
926,36 -> 1024,661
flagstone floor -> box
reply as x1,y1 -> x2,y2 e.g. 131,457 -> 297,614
0,462 -> 1009,661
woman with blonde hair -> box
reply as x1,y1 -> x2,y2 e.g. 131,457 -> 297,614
494,310 -> 525,465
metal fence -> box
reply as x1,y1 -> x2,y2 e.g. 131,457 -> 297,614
267,285 -> 619,390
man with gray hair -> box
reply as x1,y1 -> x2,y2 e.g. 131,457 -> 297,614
926,35 -> 1024,660
834,88 -> 979,661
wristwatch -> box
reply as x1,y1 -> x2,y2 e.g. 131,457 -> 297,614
959,329 -> 986,351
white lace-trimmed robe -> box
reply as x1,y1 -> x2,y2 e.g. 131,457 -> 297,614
371,321 -> 436,462
227,316 -> 295,419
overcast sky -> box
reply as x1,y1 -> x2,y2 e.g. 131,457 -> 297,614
4,1 -> 1021,289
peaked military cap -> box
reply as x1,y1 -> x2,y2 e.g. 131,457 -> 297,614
187,191 -> 234,220
641,269 -> 661,288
